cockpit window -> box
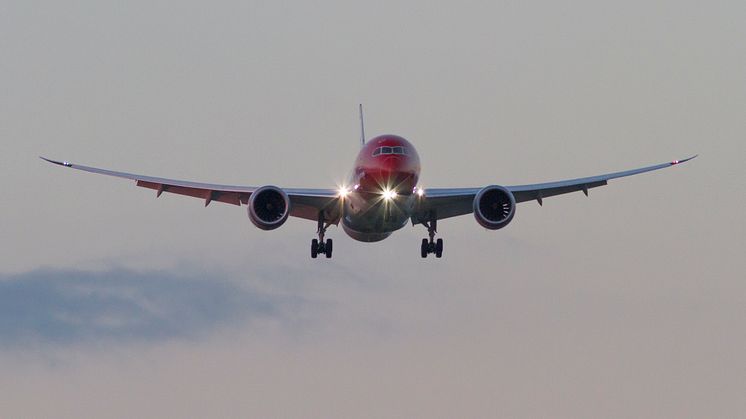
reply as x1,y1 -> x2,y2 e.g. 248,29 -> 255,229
373,146 -> 408,156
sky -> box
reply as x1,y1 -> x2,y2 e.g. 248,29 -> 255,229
1,0 -> 745,417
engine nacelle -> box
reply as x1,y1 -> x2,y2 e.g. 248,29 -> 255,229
248,186 -> 290,230
473,185 -> 516,230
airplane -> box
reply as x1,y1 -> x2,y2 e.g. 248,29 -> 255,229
41,107 -> 695,259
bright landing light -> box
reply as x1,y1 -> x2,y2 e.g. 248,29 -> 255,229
338,186 -> 350,198
382,189 -> 398,200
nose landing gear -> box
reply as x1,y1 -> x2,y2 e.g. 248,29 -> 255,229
420,218 -> 443,258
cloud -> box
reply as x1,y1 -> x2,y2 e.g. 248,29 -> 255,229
0,268 -> 293,346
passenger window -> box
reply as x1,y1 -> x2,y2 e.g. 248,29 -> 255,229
393,146 -> 403,154
372,148 -> 381,156
382,146 -> 393,154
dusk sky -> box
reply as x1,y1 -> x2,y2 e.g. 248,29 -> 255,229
1,1 -> 744,417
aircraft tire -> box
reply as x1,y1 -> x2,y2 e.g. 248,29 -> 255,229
421,239 -> 429,258
311,239 -> 318,258
435,238 -> 443,258
325,239 -> 333,258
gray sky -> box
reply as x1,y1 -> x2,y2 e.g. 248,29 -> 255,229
1,0 -> 744,417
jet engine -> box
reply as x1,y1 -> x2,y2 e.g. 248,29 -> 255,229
248,186 -> 290,230
473,185 -> 516,230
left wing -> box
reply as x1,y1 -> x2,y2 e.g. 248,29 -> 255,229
412,156 -> 696,224
40,157 -> 341,223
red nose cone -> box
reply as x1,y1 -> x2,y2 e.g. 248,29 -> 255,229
380,155 -> 404,171
353,135 -> 421,194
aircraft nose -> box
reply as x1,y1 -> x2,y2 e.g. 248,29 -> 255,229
357,153 -> 417,193
381,155 -> 404,170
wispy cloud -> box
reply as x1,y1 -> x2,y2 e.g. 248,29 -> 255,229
0,268 -> 295,346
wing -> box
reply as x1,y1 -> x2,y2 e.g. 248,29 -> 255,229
40,157 -> 341,223
411,155 -> 697,225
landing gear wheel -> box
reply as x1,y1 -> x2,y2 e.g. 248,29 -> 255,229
420,216 -> 444,258
325,239 -> 333,258
435,238 -> 444,258
311,212 -> 334,259
311,239 -> 319,259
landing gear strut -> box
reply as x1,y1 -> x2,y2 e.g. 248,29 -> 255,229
420,218 -> 443,258
311,212 -> 333,259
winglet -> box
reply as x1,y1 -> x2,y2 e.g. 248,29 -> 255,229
40,156 -> 73,167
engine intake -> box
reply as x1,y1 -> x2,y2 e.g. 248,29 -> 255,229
473,185 -> 516,230
248,186 -> 290,230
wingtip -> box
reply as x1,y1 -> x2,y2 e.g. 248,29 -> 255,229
39,156 -> 72,167
672,155 -> 698,165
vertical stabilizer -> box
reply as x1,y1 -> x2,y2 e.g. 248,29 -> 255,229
359,104 -> 366,147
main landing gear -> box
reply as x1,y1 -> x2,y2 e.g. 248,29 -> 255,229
420,218 -> 443,258
311,213 -> 333,259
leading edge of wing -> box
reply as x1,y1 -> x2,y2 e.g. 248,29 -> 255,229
40,156 -> 259,193
421,155 -> 697,199
40,156 -> 339,201
507,155 -> 697,193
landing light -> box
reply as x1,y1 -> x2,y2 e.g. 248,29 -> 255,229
382,189 -> 397,200
338,186 -> 350,198
416,187 -> 425,197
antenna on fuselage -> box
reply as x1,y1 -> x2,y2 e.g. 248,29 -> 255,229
359,104 -> 366,147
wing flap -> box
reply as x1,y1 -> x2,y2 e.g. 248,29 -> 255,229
511,180 -> 607,204
135,180 -> 246,206
411,192 -> 476,224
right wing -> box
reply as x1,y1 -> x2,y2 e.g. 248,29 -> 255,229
40,157 -> 342,223
411,156 -> 697,225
